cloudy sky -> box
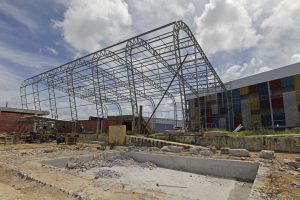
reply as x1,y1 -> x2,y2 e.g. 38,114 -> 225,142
1,0 -> 300,109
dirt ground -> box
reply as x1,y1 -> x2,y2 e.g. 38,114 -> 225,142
0,143 -> 299,200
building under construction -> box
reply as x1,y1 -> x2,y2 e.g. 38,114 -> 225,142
1,20 -> 299,200
20,20 -> 228,133
187,62 -> 300,130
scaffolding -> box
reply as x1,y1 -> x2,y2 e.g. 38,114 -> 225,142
20,20 -> 227,132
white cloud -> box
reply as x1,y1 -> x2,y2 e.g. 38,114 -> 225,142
52,0 -> 200,53
0,64 -> 23,107
52,0 -> 132,52
0,1 -> 37,32
219,58 -> 271,82
0,42 -> 61,69
194,0 -> 261,54
41,46 -> 58,55
127,0 -> 196,31
256,0 -> 300,66
291,54 -> 300,63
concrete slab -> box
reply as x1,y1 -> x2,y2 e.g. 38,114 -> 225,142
86,166 -> 253,200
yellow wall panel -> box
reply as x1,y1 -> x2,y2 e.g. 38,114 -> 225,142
250,97 -> 260,110
240,87 -> 249,95
294,74 -> 300,89
251,114 -> 261,126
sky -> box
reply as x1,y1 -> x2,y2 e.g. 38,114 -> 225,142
1,0 -> 300,111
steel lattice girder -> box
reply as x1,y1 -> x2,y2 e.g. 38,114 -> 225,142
20,20 -> 228,131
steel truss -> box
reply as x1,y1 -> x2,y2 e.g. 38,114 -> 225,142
20,20 -> 228,132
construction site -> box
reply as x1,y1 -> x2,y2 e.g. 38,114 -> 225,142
1,20 -> 300,200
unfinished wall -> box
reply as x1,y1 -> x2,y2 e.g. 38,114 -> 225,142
151,134 -> 300,153
0,112 -> 33,134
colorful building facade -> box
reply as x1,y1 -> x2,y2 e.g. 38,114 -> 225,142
187,62 -> 300,130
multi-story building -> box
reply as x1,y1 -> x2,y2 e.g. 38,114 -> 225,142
187,62 -> 300,130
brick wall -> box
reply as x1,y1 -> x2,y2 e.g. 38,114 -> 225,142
0,112 -> 33,134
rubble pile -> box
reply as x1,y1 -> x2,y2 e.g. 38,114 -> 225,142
66,154 -> 156,171
94,169 -> 121,179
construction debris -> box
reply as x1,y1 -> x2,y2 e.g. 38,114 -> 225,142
220,147 -> 230,154
229,149 -> 250,157
161,145 -> 183,153
259,150 -> 275,159
94,169 -> 121,179
189,146 -> 202,155
65,154 -> 156,171
207,145 -> 217,154
199,149 -> 213,156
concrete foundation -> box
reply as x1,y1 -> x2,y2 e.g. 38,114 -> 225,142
122,152 -> 259,182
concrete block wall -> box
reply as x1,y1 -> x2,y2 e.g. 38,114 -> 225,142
151,134 -> 300,153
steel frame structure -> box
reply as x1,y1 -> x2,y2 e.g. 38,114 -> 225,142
20,20 -> 228,132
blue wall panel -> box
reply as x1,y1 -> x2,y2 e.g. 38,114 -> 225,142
280,76 -> 294,87
155,123 -> 173,132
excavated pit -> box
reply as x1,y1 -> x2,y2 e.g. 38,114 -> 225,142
40,152 -> 259,200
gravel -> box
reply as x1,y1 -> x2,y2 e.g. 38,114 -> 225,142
94,169 -> 121,179
65,154 -> 156,171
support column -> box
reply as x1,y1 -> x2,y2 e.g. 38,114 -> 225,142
138,105 -> 143,134
32,82 -> 41,111
47,80 -> 58,119
91,60 -> 105,137
66,70 -> 78,132
125,43 -> 138,133
20,86 -> 28,109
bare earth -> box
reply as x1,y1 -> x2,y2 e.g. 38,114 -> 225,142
0,143 -> 299,200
